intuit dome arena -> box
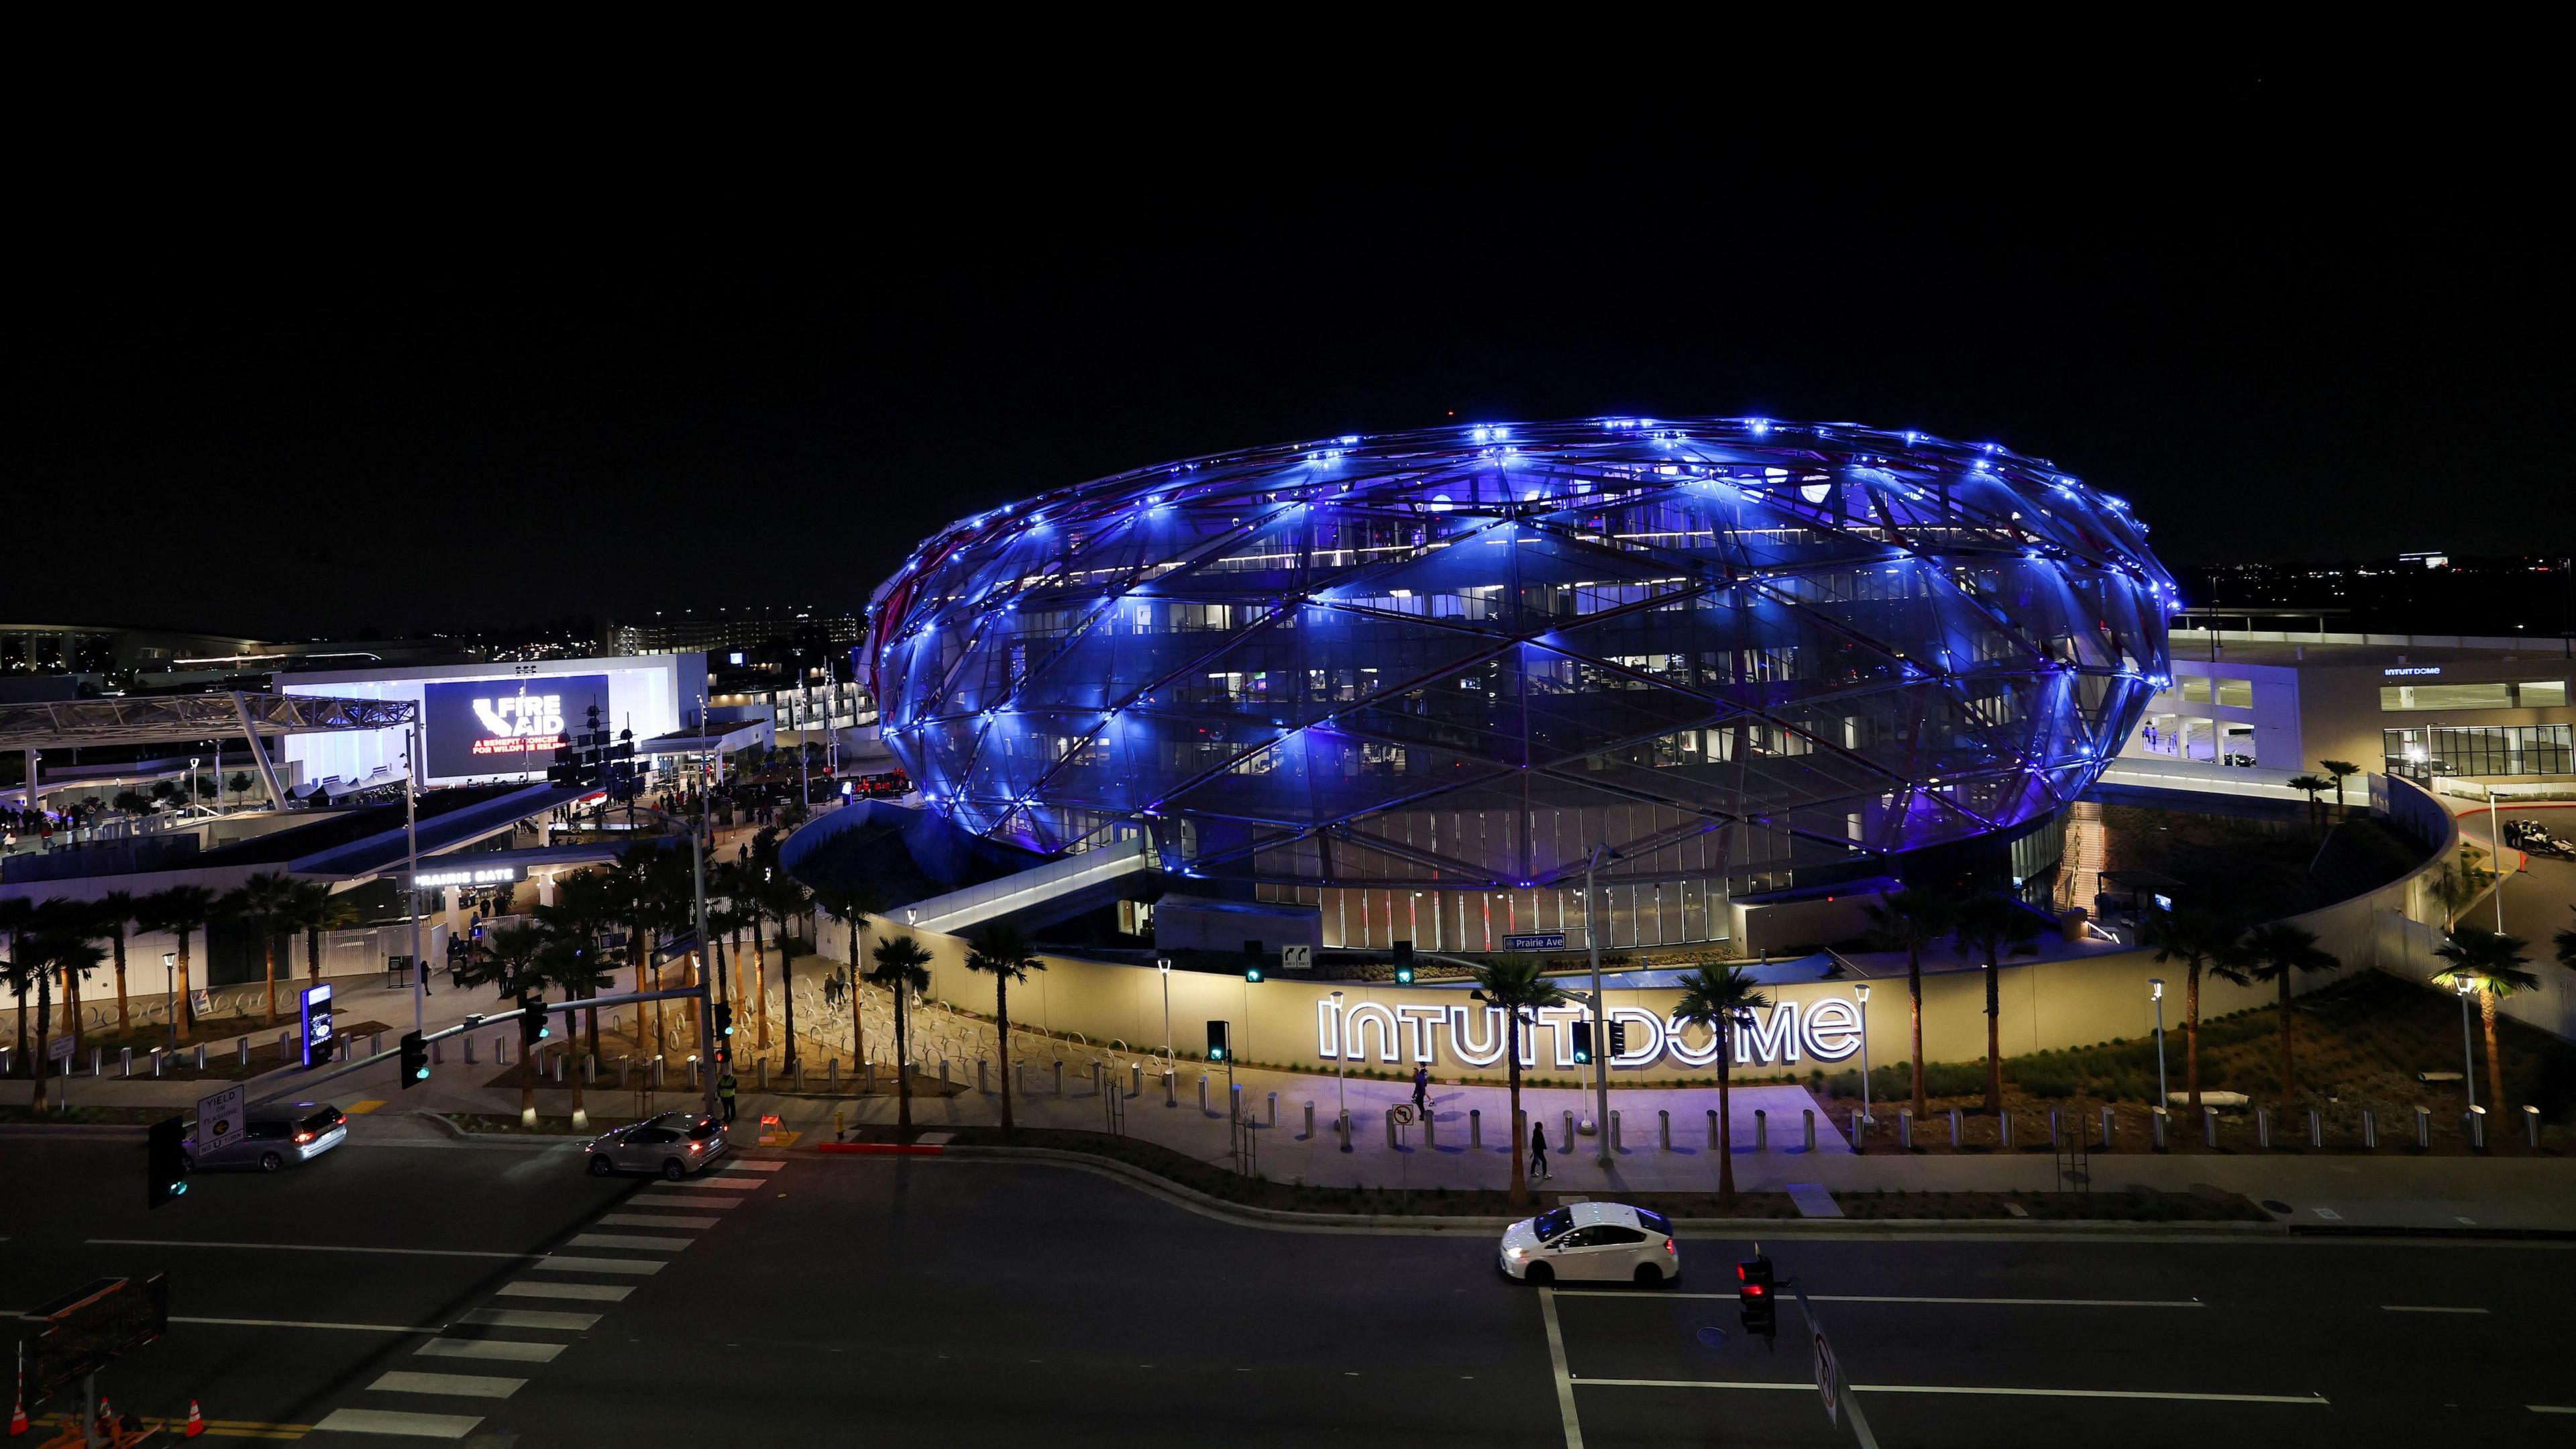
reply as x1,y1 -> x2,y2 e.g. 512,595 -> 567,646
865,418 -> 2175,952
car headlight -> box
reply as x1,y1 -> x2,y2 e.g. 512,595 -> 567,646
1505,1246 -> 1527,1260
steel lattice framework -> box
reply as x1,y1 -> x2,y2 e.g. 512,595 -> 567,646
0,692 -> 416,749
867,417 -> 2176,894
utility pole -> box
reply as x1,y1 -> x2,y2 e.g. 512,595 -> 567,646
405,714 -> 425,1037
1585,842 -> 1613,1165
694,741 -> 718,1120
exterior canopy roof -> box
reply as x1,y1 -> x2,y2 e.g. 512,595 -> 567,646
867,417 -> 2176,892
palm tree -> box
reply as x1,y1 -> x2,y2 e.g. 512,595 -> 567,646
1,898 -> 40,1070
2143,904 -> 2243,1112
2286,774 -> 2332,837
1951,894 -> 2043,1112
136,885 -> 217,1034
865,934 -> 934,1132
460,922 -> 551,1125
2213,920 -> 2339,1097
2318,759 -> 2361,820
227,771 -> 254,812
525,927 -> 616,1130
2433,927 -> 2540,1114
2430,849 -> 2493,929
598,845 -> 664,1053
1671,964 -> 1772,1206
808,878 -> 890,1070
1468,955 -> 1568,1207
755,871 -> 816,1071
540,872 -> 621,1063
289,881 -> 366,988
1860,885 -> 1959,1120
30,929 -> 105,1111
2554,904 -> 2576,980
219,871 -> 299,1024
93,890 -> 139,1040
963,924 -> 1044,1132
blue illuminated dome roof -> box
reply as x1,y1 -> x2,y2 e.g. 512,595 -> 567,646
866,417 -> 2174,904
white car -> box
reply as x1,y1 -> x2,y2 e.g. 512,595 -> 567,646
1499,1201 -> 1680,1286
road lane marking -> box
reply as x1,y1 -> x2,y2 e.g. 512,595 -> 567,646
561,1233 -> 693,1251
1552,1291 -> 2203,1309
456,1308 -> 600,1331
309,1407 -> 483,1438
597,1212 -> 718,1228
1536,1287 -> 1585,1449
87,1238 -> 532,1260
368,1371 -> 525,1399
631,1191 -> 741,1210
415,1338 -> 564,1364
176,1316 -> 422,1333
645,1176 -> 759,1191
2530,1405 -> 2576,1414
528,1256 -> 663,1275
2381,1305 -> 2488,1314
496,1281 -> 632,1302
718,1159 -> 788,1171
1572,1380 -> 2327,1405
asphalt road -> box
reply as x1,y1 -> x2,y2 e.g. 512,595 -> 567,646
6,1132 -> 2575,1446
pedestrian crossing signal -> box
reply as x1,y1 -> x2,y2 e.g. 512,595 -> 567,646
1206,1020 -> 1230,1063
148,1116 -> 189,1209
1607,1021 -> 1629,1057
400,1030 -> 430,1087
1737,1254 -> 1776,1338
714,1004 -> 735,1037
519,994 -> 551,1048
1570,1020 -> 1593,1065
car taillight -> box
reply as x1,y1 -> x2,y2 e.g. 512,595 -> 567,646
688,1141 -> 704,1151
294,1130 -> 316,1144
1664,1238 -> 1676,1254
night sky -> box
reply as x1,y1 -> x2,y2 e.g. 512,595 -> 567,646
9,70 -> 2565,641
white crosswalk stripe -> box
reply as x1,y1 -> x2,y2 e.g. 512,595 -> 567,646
310,1407 -> 484,1438
496,1281 -> 631,1302
718,1159 -> 788,1171
647,1175 -> 760,1191
368,1371 -> 526,1399
416,1338 -> 566,1364
634,1190 -> 742,1210
457,1307 -> 600,1331
529,1256 -> 663,1275
562,1233 -> 694,1252
598,1212 -> 719,1229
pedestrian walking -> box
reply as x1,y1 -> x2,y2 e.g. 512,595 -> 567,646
1529,1120 -> 1549,1180
1411,1065 -> 1430,1119
716,1067 -> 739,1124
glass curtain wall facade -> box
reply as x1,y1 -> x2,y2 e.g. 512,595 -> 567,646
868,418 -> 2174,947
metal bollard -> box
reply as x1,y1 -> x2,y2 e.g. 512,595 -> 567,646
433,1037 -> 445,1065
2049,1109 -> 2061,1146
2255,1109 -> 2271,1149
2308,1109 -> 2324,1148
2203,1106 -> 2218,1148
1562,1110 -> 1574,1149
1131,1063 -> 1144,1096
826,1059 -> 840,1090
1197,1075 -> 1210,1114
196,1043 -> 209,1071
1754,1108 -> 1768,1151
554,1054 -> 566,1083
238,1036 -> 251,1065
1385,1108 -> 1399,1148
463,1035 -> 477,1066
2152,1107 -> 2169,1150
151,1049 -> 164,1078
1052,1060 -> 1065,1095
755,1059 -> 767,1090
90,1046 -> 102,1077
691,1059 -> 703,1089
1305,1100 -> 1316,1138
1164,1069 -> 1177,1107
1658,1109 -> 1671,1151
2528,1104 -> 2544,1148
1948,1108 -> 1962,1147
1803,1108 -> 1816,1153
2466,1105 -> 2487,1149
2100,1106 -> 2115,1147
121,1047 -> 133,1079
1230,1083 -> 1244,1124
1607,1110 -> 1619,1152
1898,1110 -> 1914,1149
1338,1110 -> 1352,1152
582,1053 -> 597,1084
1091,1061 -> 1104,1097
1471,1107 -> 1482,1148
2361,1108 -> 2377,1148
2413,1106 -> 2431,1149
1708,1108 -> 1721,1149
867,1061 -> 880,1092
498,1035 -> 512,1066
1424,1106 -> 1436,1148
1998,1110 -> 2012,1149
1267,1091 -> 1278,1127
978,1059 -> 989,1093
655,1057 -> 669,1090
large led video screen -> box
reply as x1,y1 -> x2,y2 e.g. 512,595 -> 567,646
423,674 -> 608,780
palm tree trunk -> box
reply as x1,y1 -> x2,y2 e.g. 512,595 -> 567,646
847,920 -> 862,1068
780,932 -> 799,1071
32,971 -> 53,1111
2185,962 -> 2203,1111
2479,991 -> 2505,1117
570,1050 -> 588,1131
1982,957 -> 2002,1113
307,928 -> 321,986
754,927 -> 771,1052
176,929 -> 195,1033
1717,1030 -> 1736,1203
262,934 -> 278,1025
1908,949 -> 1927,1120
894,990 -> 912,1132
65,956 -> 83,1055
2277,973 -> 2296,1097
1506,1015 -> 1527,1205
997,973 -> 1014,1133
113,930 -> 131,1036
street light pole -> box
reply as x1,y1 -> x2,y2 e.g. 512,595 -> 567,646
1330,988 -> 1348,1128
162,952 -> 177,1050
1854,983 -> 1872,1127
2458,975 -> 2478,1110
1157,956 -> 1172,1065
2487,784 -> 2510,933
404,714 -> 424,1038
2150,978 -> 2168,1106
1583,843 -> 1612,1165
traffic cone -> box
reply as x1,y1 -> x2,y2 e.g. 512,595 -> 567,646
9,1397 -> 26,1436
184,1400 -> 205,1438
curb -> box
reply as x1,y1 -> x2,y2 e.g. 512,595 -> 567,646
816,1141 -> 947,1157
0,1122 -> 150,1139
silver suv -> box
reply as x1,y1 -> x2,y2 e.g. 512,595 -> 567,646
584,1112 -> 730,1180
183,1102 -> 348,1173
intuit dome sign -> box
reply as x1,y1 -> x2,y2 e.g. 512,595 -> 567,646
423,674 -> 608,780
1317,997 -> 1862,1071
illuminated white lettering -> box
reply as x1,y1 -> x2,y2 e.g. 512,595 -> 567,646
1609,1006 -> 1665,1067
1734,1002 -> 1800,1066
1341,1002 -> 1399,1063
1394,1005 -> 1445,1064
1800,998 -> 1863,1062
1448,1004 -> 1507,1067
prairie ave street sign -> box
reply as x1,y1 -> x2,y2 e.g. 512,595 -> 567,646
1503,932 -> 1565,951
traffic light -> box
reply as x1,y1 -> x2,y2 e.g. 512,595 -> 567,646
1570,1020 -> 1593,1065
519,994 -> 551,1049
1607,1021 -> 1629,1058
147,1116 -> 189,1209
1244,963 -> 1265,983
399,1030 -> 429,1087
1393,939 -> 1414,983
714,1003 -> 735,1038
1736,1254 -> 1776,1338
1205,1020 -> 1230,1063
